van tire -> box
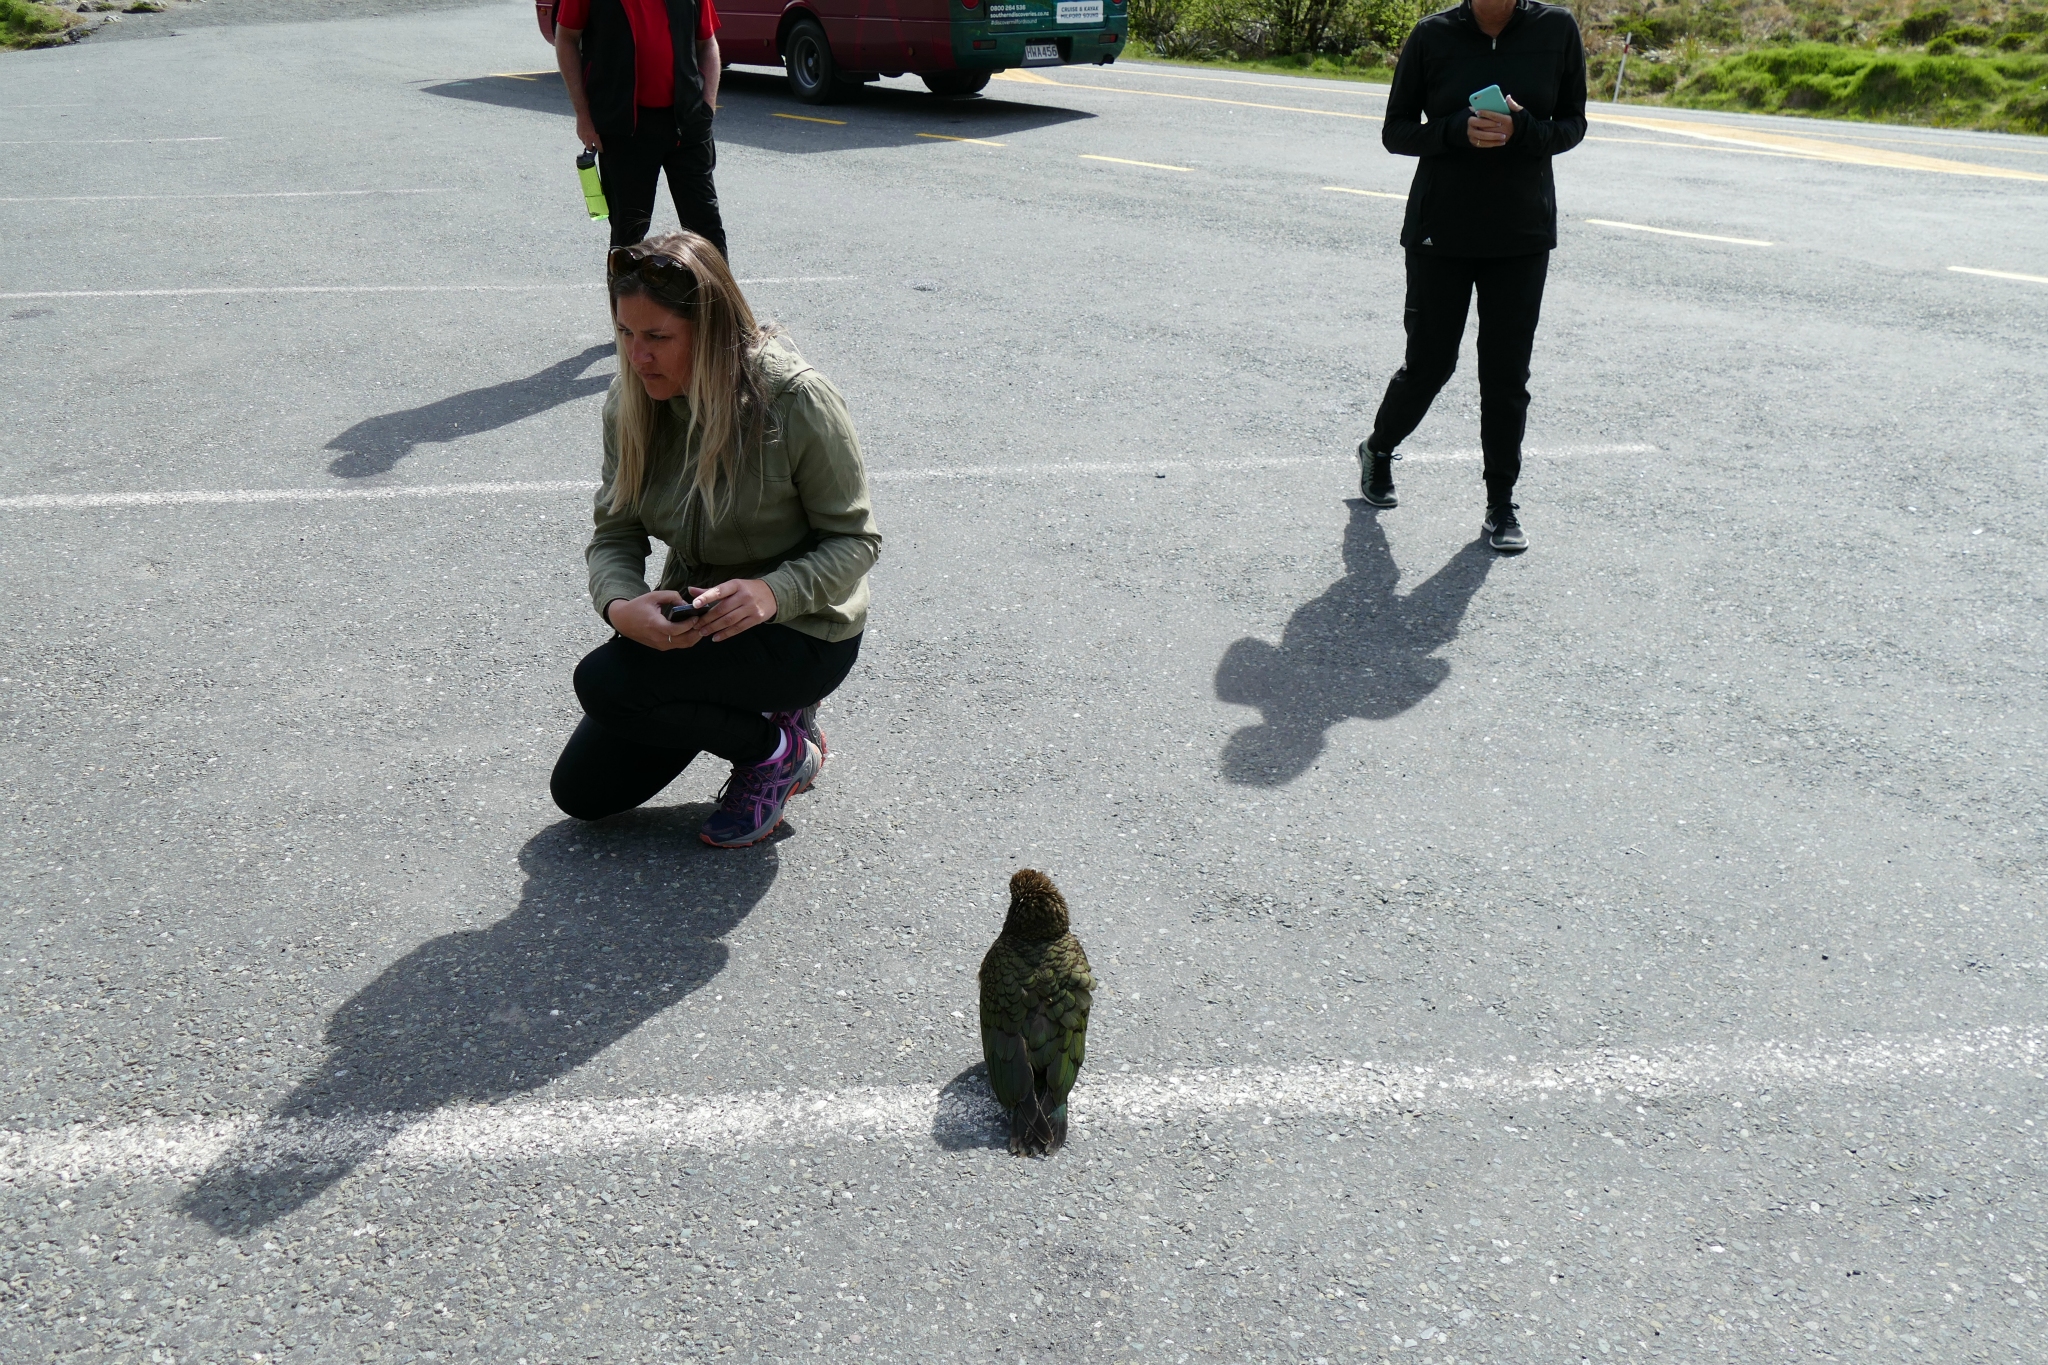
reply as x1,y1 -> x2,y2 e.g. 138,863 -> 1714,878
922,70 -> 992,97
784,20 -> 842,104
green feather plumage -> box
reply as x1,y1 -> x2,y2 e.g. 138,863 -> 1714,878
978,869 -> 1095,1157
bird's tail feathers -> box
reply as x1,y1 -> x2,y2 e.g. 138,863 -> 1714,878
1008,1095 -> 1068,1158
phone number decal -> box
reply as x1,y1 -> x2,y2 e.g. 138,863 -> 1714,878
987,1 -> 1051,25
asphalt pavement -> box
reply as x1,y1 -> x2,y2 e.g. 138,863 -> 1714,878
3,4 -> 2047,1362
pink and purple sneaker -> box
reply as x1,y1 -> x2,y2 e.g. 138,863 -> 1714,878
698,716 -> 823,849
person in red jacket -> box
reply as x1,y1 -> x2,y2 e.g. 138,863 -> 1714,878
554,0 -> 729,259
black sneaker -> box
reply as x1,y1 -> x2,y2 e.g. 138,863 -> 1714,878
1484,502 -> 1527,553
1358,441 -> 1398,508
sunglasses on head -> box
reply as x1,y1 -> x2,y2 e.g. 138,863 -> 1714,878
607,247 -> 700,300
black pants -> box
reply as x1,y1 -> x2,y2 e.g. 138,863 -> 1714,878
551,626 -> 859,821
598,106 -> 727,258
1367,250 -> 1550,503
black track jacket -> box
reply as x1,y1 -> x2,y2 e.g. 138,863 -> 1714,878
1383,0 -> 1587,257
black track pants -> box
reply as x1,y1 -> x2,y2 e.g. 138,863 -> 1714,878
550,626 -> 859,821
1366,250 -> 1550,503
597,106 -> 728,258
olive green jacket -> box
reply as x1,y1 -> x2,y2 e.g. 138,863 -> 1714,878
585,338 -> 881,642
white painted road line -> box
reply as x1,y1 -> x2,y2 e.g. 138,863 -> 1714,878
1586,218 -> 1773,247
4,1026 -> 2037,1183
1324,186 -> 1407,200
0,277 -> 855,301
1949,265 -> 2048,285
0,447 -> 1659,511
1080,153 -> 1194,172
1391,441 -> 1657,463
0,188 -> 457,204
0,136 -> 226,145
0,479 -> 597,511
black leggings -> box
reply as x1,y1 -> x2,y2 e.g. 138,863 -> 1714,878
1367,250 -> 1550,502
597,106 -> 727,257
550,626 -> 860,821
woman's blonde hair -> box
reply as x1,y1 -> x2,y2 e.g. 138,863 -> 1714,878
606,231 -> 778,517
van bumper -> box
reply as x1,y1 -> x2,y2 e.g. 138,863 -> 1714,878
950,23 -> 1127,70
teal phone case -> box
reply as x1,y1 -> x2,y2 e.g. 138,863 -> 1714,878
1469,83 -> 1512,114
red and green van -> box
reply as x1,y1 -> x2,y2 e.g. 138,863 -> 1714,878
534,0 -> 1126,104
721,0 -> 1128,101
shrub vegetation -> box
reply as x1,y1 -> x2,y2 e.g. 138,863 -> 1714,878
1,0 -> 74,48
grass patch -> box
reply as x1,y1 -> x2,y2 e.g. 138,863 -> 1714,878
1655,42 -> 2048,129
1120,37 -> 1392,82
1,0 -> 76,49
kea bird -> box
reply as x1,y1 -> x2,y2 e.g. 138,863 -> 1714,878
978,869 -> 1096,1156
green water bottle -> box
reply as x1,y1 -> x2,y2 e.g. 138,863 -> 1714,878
577,148 -> 608,221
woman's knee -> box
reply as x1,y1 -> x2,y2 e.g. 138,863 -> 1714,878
550,755 -> 631,822
572,641 -> 640,726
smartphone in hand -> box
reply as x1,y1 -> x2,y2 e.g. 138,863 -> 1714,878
663,592 -> 712,623
1469,84 -> 1512,114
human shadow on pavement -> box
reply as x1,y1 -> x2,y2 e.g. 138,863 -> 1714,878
326,344 -> 614,478
931,1062 -> 1007,1151
181,808 -> 775,1234
1215,500 -> 1495,786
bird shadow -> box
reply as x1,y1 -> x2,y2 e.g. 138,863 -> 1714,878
324,343 -> 614,479
931,1061 -> 1007,1151
1215,499 -> 1496,786
180,807 -> 774,1234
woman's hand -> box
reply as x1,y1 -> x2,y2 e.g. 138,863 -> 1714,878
607,590 -> 700,651
1467,95 -> 1522,149
693,578 -> 777,642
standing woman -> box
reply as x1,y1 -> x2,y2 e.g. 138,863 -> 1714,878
551,231 -> 881,847
1356,0 -> 1586,553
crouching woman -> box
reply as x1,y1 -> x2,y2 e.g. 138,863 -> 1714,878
551,231 -> 881,847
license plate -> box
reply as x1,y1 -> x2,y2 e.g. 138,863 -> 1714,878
1055,0 -> 1103,20
1022,41 -> 1061,64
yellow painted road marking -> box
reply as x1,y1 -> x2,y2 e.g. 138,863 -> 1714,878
916,132 -> 1007,146
1000,68 -> 2043,181
489,71 -> 554,79
1829,132 -> 2048,157
1587,134 -> 1804,160
1081,153 -> 1193,171
1949,266 -> 2048,285
1003,70 -> 1383,121
773,112 -> 848,125
1324,186 -> 1406,200
1082,66 -> 1389,98
1587,218 -> 1772,247
1595,113 -> 2048,182
991,69 -> 1058,84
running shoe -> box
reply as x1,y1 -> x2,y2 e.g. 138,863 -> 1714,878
699,720 -> 822,848
768,704 -> 827,783
1358,441 -> 1399,508
1484,502 -> 1528,553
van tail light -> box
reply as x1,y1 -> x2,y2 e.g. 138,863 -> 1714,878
962,0 -> 980,7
